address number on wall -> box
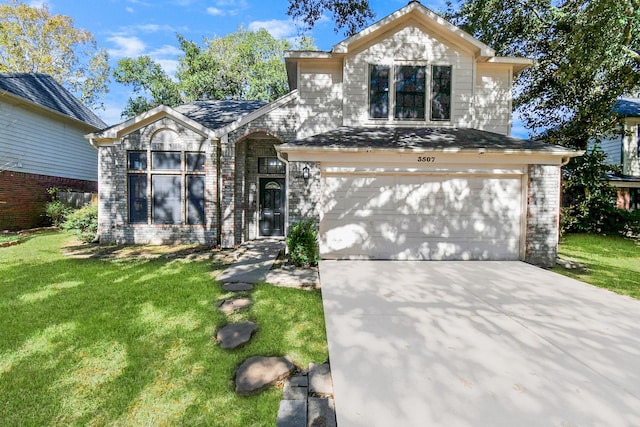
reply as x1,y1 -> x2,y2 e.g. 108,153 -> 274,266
417,156 -> 436,163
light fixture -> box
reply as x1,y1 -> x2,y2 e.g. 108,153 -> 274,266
302,166 -> 310,180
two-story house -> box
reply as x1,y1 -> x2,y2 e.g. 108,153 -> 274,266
0,73 -> 106,230
599,97 -> 640,210
86,1 -> 581,267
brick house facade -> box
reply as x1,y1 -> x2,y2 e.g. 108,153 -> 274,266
87,3 -> 581,267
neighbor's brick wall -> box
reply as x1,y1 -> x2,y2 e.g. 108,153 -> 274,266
0,170 -> 96,230
525,164 -> 561,267
97,117 -> 217,245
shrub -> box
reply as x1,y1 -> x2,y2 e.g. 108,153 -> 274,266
286,219 -> 319,267
62,205 -> 98,243
45,200 -> 72,226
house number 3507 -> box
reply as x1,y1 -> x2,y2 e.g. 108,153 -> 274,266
417,156 -> 436,163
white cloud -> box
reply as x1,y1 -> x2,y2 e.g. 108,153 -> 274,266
206,0 -> 248,17
125,6 -> 134,13
150,45 -> 183,57
155,59 -> 180,76
107,35 -> 146,58
29,0 -> 47,8
206,7 -> 225,16
248,19 -> 297,40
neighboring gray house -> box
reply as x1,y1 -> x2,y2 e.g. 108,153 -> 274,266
598,97 -> 640,210
0,73 -> 106,230
86,2 -> 581,267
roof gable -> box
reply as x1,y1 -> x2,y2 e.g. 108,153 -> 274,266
0,73 -> 106,129
332,1 -> 494,57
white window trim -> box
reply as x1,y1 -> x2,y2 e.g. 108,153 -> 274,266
367,61 -> 454,126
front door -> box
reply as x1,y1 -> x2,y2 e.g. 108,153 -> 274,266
259,178 -> 285,237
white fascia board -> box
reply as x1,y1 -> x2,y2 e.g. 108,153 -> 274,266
276,145 -> 583,165
212,90 -> 299,138
481,56 -> 534,73
332,2 -> 494,57
1,90 -> 103,132
85,105 -> 218,145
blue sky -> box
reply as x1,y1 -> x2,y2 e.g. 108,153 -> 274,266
26,0 -> 528,137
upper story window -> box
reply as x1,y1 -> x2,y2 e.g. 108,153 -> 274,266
369,64 -> 452,122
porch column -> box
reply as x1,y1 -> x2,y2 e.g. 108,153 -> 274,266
220,134 -> 235,248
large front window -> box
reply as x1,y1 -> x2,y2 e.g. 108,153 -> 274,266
127,151 -> 206,225
368,64 -> 452,122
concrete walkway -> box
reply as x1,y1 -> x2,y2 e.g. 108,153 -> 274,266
319,260 -> 640,427
216,239 -> 284,283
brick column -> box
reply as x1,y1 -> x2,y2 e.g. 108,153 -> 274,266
220,134 -> 236,248
525,164 -> 561,267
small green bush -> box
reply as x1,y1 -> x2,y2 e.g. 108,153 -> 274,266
287,219 -> 319,267
45,200 -> 72,226
62,205 -> 98,243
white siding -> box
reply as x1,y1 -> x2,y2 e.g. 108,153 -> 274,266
0,98 -> 98,181
342,24 -> 475,127
475,65 -> 512,135
297,62 -> 343,139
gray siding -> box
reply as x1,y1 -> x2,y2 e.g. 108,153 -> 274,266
0,98 -> 98,181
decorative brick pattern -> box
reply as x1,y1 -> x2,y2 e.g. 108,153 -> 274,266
525,165 -> 561,267
0,171 -> 96,230
97,117 -> 217,245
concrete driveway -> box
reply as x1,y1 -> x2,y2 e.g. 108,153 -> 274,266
319,261 -> 640,426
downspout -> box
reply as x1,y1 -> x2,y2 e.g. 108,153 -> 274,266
276,149 -> 290,240
216,138 -> 222,247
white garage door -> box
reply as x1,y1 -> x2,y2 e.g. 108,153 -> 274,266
320,174 -> 523,260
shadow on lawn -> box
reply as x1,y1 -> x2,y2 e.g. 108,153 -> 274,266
0,233 -> 327,426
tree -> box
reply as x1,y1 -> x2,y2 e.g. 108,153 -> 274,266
287,0 -> 375,36
0,0 -> 109,108
115,29 -> 314,118
445,0 -> 640,148
113,56 -> 181,118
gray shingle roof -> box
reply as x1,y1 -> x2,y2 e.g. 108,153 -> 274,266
284,126 -> 570,152
0,73 -> 106,129
613,97 -> 640,117
175,100 -> 267,130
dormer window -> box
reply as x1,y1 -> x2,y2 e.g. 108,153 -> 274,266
369,64 -> 452,122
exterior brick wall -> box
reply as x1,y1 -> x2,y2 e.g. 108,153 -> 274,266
525,164 -> 561,267
0,170 -> 96,230
287,161 -> 321,228
97,117 -> 217,245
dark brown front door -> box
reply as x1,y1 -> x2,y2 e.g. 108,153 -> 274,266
259,178 -> 285,236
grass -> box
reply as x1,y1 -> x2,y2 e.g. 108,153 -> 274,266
0,232 -> 21,244
0,231 -> 328,426
553,233 -> 640,299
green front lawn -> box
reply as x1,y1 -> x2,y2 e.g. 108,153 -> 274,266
553,233 -> 640,299
0,231 -> 328,426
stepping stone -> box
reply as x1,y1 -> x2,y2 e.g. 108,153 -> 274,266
308,397 -> 336,427
217,297 -> 252,314
222,282 -> 254,292
308,363 -> 333,396
216,322 -> 258,349
277,399 -> 307,427
282,376 -> 308,400
235,356 -> 295,395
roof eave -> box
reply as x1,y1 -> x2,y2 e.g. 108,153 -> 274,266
1,89 -> 104,131
276,145 -> 583,157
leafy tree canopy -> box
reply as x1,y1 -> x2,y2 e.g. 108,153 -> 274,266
0,0 -> 109,109
445,0 -> 640,149
287,0 -> 375,36
114,28 -> 315,118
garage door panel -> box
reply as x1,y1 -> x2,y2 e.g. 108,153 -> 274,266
320,174 -> 522,260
